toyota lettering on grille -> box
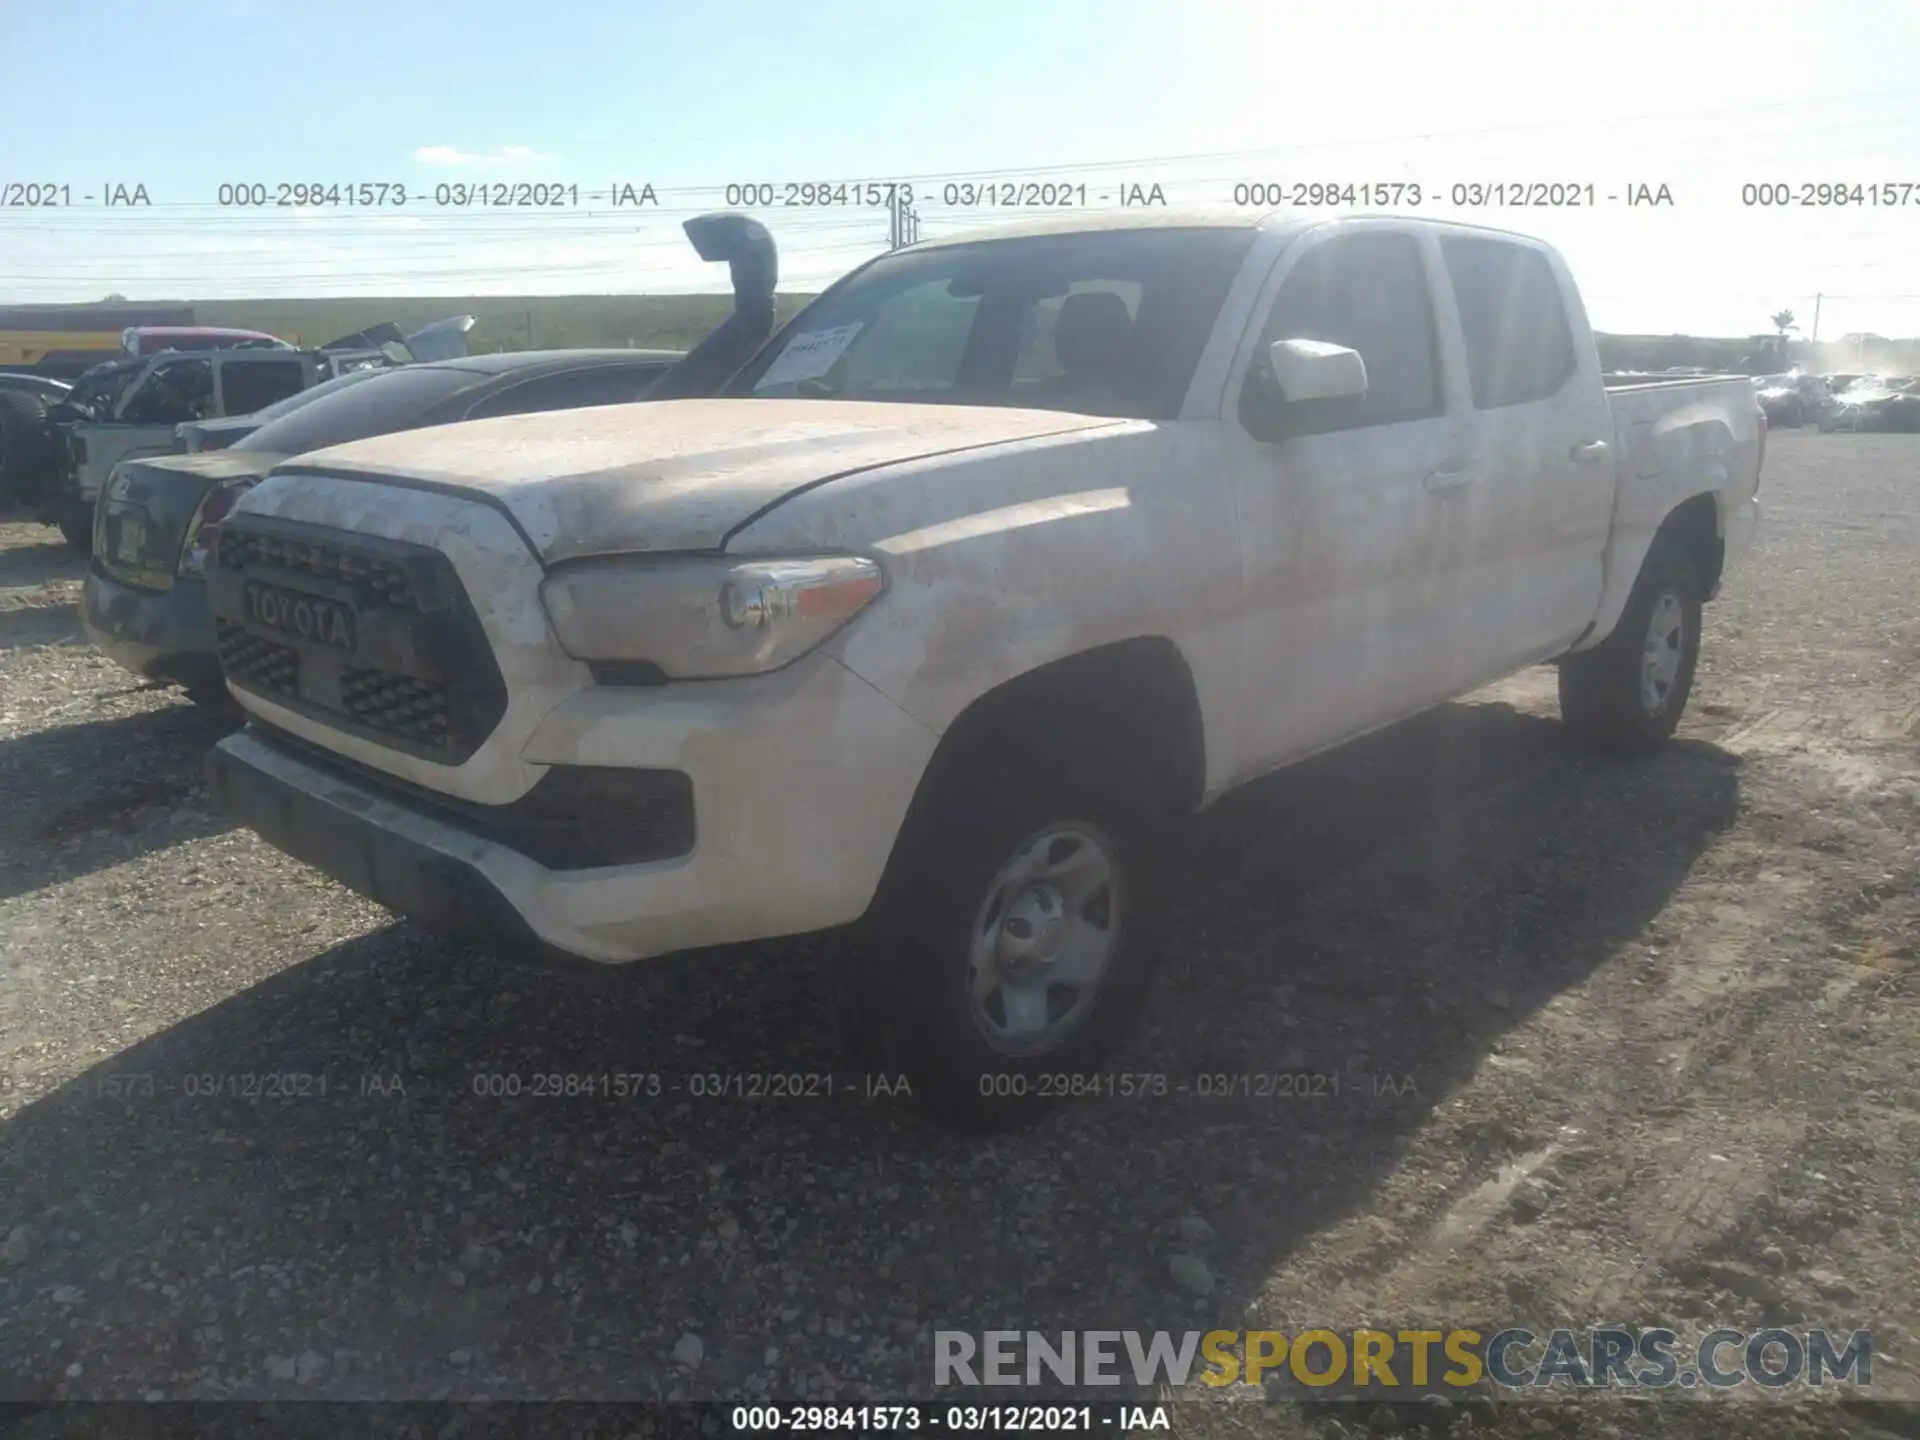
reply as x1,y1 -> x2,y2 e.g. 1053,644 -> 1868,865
242,580 -> 357,653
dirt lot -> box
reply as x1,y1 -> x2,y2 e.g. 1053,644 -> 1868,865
1,431 -> 1916,1437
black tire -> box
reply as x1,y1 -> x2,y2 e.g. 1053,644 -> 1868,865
58,499 -> 93,556
840,738 -> 1171,1133
0,390 -> 58,508
1558,533 -> 1703,758
184,680 -> 240,715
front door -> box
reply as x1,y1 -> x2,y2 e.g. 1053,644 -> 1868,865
1223,224 -> 1480,779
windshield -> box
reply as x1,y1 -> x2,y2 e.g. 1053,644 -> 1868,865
724,227 -> 1256,421
233,364 -> 483,455
57,362 -> 142,418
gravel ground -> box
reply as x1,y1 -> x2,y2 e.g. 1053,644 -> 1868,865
1,432 -> 1917,1437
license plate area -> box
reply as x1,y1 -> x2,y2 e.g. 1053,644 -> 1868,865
241,579 -> 358,653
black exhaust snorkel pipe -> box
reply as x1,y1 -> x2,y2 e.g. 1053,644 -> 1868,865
642,213 -> 779,401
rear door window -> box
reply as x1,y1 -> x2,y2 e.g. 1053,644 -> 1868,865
219,357 -> 310,416
1439,236 -> 1577,408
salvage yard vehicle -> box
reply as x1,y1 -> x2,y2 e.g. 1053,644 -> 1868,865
0,372 -> 73,403
38,316 -> 476,553
204,209 -> 1763,1129
1816,374 -> 1920,432
0,381 -> 71,510
1754,371 -> 1830,428
83,348 -> 685,707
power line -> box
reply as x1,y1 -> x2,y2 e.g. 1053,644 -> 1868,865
15,84 -> 1911,218
6,86 -> 1915,234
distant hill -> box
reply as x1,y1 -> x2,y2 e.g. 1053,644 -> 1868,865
189,294 -> 821,354
16,291 -> 1920,376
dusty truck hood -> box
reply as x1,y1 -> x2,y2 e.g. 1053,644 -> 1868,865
269,397 -> 1128,564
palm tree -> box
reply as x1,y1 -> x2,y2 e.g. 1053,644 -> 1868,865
1771,309 -> 1798,340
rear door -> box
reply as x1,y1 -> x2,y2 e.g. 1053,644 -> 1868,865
1223,222 -> 1480,776
1432,234 -> 1616,680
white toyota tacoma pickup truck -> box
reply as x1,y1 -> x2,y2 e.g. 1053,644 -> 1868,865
205,209 -> 1763,1128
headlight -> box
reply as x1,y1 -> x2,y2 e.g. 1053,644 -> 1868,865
538,554 -> 883,680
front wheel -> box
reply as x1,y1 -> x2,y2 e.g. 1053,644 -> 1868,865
840,763 -> 1164,1132
1558,535 -> 1702,757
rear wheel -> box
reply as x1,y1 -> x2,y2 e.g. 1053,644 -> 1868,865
840,742 -> 1168,1132
1558,534 -> 1702,757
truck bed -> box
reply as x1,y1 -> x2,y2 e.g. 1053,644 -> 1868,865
1602,371 -> 1754,392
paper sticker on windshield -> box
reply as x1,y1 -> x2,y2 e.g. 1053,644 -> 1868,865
755,321 -> 864,390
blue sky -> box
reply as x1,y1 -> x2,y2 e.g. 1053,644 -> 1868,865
5,0 -> 1920,336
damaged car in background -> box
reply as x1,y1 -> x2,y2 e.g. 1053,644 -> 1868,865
15,315 -> 475,552
1816,374 -> 1920,432
83,345 -> 684,708
1752,371 -> 1831,428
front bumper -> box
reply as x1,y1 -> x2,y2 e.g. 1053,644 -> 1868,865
211,654 -> 941,963
82,565 -> 221,692
207,731 -> 544,952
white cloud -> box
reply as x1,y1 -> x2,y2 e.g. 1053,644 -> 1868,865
412,144 -> 550,167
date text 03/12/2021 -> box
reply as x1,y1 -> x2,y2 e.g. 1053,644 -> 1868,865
728,1404 -> 1172,1431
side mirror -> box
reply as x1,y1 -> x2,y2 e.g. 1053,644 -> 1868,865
1267,339 -> 1368,403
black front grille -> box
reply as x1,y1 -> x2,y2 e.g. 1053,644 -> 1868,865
341,666 -> 452,748
215,622 -> 298,698
219,528 -> 418,610
211,515 -> 508,764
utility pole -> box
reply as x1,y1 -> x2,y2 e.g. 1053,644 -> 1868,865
887,190 -> 921,251
1811,293 -> 1821,347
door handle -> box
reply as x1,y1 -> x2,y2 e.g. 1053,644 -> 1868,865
1570,438 -> 1611,463
1423,466 -> 1471,493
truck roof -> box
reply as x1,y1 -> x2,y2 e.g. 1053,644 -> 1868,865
907,205 -> 1269,249
901,203 -> 1565,253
